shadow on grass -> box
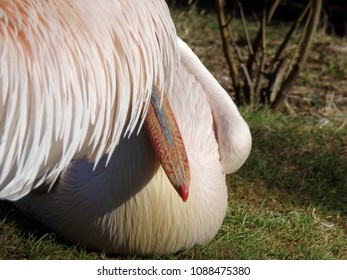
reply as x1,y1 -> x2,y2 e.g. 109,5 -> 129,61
0,201 -> 111,259
240,110 -> 347,219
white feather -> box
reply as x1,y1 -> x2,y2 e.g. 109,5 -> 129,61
0,0 -> 177,200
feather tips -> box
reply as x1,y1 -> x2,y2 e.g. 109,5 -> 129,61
0,0 -> 178,200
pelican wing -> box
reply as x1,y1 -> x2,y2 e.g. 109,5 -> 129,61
0,0 -> 177,200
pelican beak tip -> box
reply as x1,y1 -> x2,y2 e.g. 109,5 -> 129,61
179,184 -> 189,202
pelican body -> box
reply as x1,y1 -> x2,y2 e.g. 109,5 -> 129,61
0,0 -> 252,255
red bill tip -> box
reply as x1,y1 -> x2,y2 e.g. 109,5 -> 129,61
179,184 -> 189,202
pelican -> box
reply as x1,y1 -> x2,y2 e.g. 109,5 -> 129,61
0,0 -> 251,255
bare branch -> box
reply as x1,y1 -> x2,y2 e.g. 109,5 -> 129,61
215,0 -> 244,103
267,0 -> 282,24
225,0 -> 238,26
246,0 -> 282,77
238,1 -> 254,55
271,0 -> 323,109
255,7 -> 268,103
268,58 -> 287,102
268,1 -> 312,71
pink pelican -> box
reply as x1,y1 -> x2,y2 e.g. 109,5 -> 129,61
0,0 -> 251,255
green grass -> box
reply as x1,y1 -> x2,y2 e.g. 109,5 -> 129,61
223,109 -> 347,259
1,5 -> 346,260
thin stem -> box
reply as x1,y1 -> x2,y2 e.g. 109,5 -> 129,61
215,0 -> 244,103
271,0 -> 323,109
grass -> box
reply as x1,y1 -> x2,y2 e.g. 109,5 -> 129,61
224,110 -> 347,259
1,5 -> 347,260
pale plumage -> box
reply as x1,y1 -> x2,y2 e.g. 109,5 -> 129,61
1,1 -> 252,255
0,0 -> 177,199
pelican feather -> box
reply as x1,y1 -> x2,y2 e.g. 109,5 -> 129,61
0,0 -> 177,200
